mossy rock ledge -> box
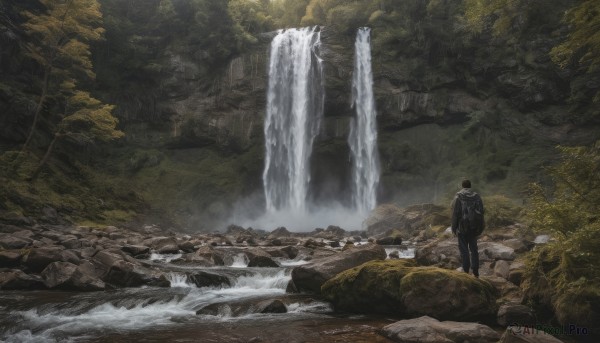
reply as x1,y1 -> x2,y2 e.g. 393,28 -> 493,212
321,260 -> 499,323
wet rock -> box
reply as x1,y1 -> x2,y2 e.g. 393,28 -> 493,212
104,260 -> 163,287
13,229 -> 34,239
267,237 -> 299,246
508,261 -> 526,286
60,238 -> 82,249
380,316 -> 500,343
0,250 -> 22,267
497,303 -> 536,327
376,236 -> 402,245
269,227 -> 290,238
366,204 -> 448,238
281,246 -> 299,259
178,241 -> 196,253
41,261 -> 105,291
248,255 -> 280,268
174,253 -> 215,266
494,260 -> 511,279
188,271 -> 230,288
23,247 -> 79,272
195,246 -> 225,265
0,269 -> 45,290
480,242 -> 516,261
152,237 -> 180,254
303,239 -> 327,248
322,260 -> 498,321
121,244 -> 151,257
257,299 -> 287,313
329,240 -> 340,248
415,238 -> 459,266
291,243 -> 386,294
388,251 -> 400,259
342,241 -> 354,251
0,234 -> 31,249
502,238 -> 533,254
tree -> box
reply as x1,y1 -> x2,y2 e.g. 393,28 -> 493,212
20,0 -> 105,152
30,90 -> 123,180
550,0 -> 600,102
524,142 -> 600,327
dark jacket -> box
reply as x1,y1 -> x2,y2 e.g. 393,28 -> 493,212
451,188 -> 484,235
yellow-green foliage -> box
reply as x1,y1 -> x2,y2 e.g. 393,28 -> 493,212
550,0 -> 600,102
523,142 -> 600,327
482,194 -> 523,228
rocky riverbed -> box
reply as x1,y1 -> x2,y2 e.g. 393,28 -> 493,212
0,206 -> 576,342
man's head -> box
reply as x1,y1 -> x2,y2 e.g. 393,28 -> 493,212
462,179 -> 472,188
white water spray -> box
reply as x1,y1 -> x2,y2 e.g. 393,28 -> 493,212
263,27 -> 324,213
349,27 -> 380,215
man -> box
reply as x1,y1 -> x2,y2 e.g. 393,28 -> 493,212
451,179 -> 485,278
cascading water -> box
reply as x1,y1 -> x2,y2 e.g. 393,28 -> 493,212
349,27 -> 380,215
263,27 -> 324,213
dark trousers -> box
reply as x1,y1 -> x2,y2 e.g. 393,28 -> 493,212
458,233 -> 479,276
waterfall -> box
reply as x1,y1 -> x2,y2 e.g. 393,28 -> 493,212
263,27 -> 324,212
349,27 -> 380,214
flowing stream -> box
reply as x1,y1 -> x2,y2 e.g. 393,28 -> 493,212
0,256 -> 397,343
349,27 -> 380,215
263,27 -> 324,213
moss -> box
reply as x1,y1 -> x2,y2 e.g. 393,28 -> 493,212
322,259 -> 497,318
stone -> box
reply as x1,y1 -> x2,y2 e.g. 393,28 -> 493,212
103,260 -> 164,287
121,244 -> 151,256
380,316 -> 500,343
322,260 -> 498,322
497,303 -> 536,327
269,227 -> 290,238
376,236 -> 402,245
494,260 -> 511,279
291,243 -> 386,294
366,203 -> 448,238
0,235 -> 31,249
257,299 -> 287,314
388,251 -> 400,259
152,237 -> 180,254
0,269 -> 45,290
41,261 -> 105,291
508,261 -> 526,286
248,255 -> 280,268
415,238 -> 460,266
480,242 -> 516,261
0,250 -> 22,267
23,247 -> 64,272
178,241 -> 196,253
503,238 -> 532,254
329,241 -> 340,248
187,271 -> 230,288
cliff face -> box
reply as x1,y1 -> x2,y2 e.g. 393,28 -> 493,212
1,0 -> 598,229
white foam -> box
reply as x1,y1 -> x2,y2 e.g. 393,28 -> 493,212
385,247 -> 416,259
166,273 -> 195,288
150,253 -> 182,263
231,253 -> 249,268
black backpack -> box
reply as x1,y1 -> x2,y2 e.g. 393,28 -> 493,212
459,197 -> 485,236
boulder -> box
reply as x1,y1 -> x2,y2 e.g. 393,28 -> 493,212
178,241 -> 196,253
0,269 -> 45,290
508,261 -> 526,286
415,238 -> 460,266
480,242 -> 516,261
497,303 -> 536,327
366,203 -> 448,238
23,247 -> 79,272
380,316 -> 500,343
280,246 -> 299,259
322,260 -> 498,322
269,227 -> 290,238
0,235 -> 31,249
121,245 -> 151,256
41,261 -> 105,291
303,239 -> 327,248
502,238 -> 533,254
494,260 -> 511,279
187,271 -> 230,288
376,236 -> 402,245
152,237 -> 180,254
0,250 -> 22,267
102,260 -> 155,287
257,299 -> 287,313
248,255 -> 280,268
291,243 -> 386,294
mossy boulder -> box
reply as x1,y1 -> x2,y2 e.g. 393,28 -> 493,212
321,260 -> 498,322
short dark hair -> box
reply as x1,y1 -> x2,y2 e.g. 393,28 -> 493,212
462,179 -> 471,188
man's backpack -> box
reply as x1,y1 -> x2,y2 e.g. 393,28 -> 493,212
459,198 -> 485,236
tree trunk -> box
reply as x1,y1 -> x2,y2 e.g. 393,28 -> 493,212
22,66 -> 51,153
28,133 -> 60,181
